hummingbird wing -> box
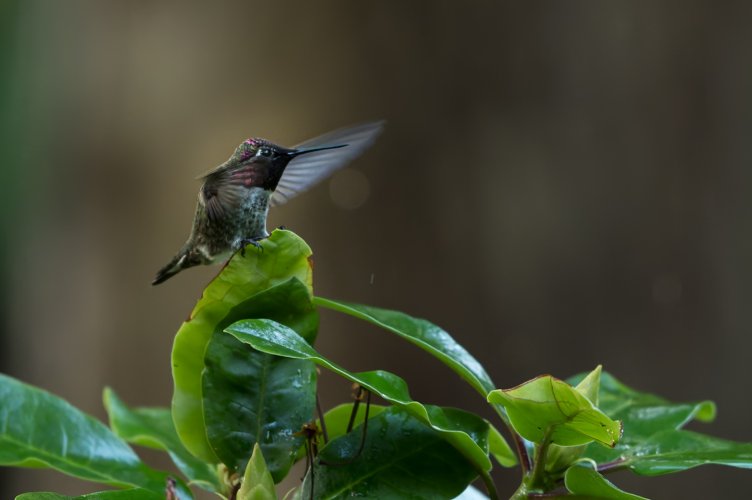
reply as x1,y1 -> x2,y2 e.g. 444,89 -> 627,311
270,120 -> 385,206
200,159 -> 269,222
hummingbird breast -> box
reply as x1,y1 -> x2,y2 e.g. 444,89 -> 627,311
233,187 -> 272,242
192,186 -> 272,262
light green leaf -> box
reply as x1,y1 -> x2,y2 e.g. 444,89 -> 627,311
565,464 -> 647,499
574,365 -> 601,405
0,374 -> 189,499
225,319 -> 493,476
318,403 -> 387,444
172,229 -> 314,464
488,424 -> 517,467
237,443 -> 276,500
487,373 -> 622,447
103,388 -> 220,492
546,365 -> 604,474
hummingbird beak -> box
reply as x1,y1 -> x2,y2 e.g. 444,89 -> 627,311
286,144 -> 347,158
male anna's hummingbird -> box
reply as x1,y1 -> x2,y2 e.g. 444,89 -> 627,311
152,121 -> 384,285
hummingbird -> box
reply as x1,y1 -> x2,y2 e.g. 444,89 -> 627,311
152,121 -> 384,285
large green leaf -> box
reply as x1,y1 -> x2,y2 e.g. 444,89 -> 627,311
225,319 -> 493,477
569,371 -> 715,440
564,464 -> 647,499
103,388 -> 220,492
0,374 -> 189,499
172,229 -> 314,463
237,443 -> 276,500
312,299 -> 513,448
599,429 -> 752,475
300,407 -> 479,499
16,490 -> 161,500
201,279 -> 318,481
565,372 -> 752,474
313,298 -> 495,397
487,373 -> 622,448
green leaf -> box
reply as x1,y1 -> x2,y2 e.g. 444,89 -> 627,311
313,299 -> 495,397
606,429 -> 752,475
569,371 -> 715,441
172,229 -> 314,463
318,403 -> 387,444
301,407 -> 479,499
487,373 -> 622,448
225,319 -> 493,476
16,489 -> 162,499
201,279 -> 318,481
574,365 -> 602,405
566,372 -> 749,475
103,388 -> 220,492
237,443 -> 276,500
545,366 -> 604,474
488,424 -> 517,467
0,374 -> 189,499
564,464 -> 647,499
290,403 -> 387,463
312,298 -> 514,447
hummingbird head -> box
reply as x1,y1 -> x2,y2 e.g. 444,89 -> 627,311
233,137 -> 347,167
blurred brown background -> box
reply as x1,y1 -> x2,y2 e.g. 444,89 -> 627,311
2,1 -> 752,498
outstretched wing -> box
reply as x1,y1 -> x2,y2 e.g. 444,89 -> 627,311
270,120 -> 385,206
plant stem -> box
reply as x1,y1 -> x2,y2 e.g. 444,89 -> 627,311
527,429 -> 553,492
512,430 -> 533,473
479,470 -> 500,500
491,403 -> 532,474
597,458 -> 627,474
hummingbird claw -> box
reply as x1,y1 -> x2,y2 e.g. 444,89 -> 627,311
239,238 -> 264,257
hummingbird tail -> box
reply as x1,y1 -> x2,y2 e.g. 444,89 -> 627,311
152,250 -> 201,285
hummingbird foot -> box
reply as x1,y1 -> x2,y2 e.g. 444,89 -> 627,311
239,238 -> 265,257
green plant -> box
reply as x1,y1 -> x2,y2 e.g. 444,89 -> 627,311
2,230 -> 751,499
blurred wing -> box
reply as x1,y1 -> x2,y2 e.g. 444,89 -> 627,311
270,120 -> 385,206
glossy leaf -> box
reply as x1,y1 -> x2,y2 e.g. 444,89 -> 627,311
0,374 -> 189,499
201,279 -> 318,481
313,298 -> 495,397
225,319 -> 493,475
16,490 -> 162,500
300,407 -> 479,499
564,464 -> 647,499
237,443 -> 276,500
487,373 -> 622,447
172,229 -> 314,463
565,372 -> 750,475
568,371 -> 715,441
603,429 -> 752,475
103,388 -> 220,492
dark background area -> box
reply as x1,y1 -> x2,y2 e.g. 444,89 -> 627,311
2,1 -> 752,498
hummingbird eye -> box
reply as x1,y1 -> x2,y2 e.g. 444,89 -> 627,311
257,147 -> 272,157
